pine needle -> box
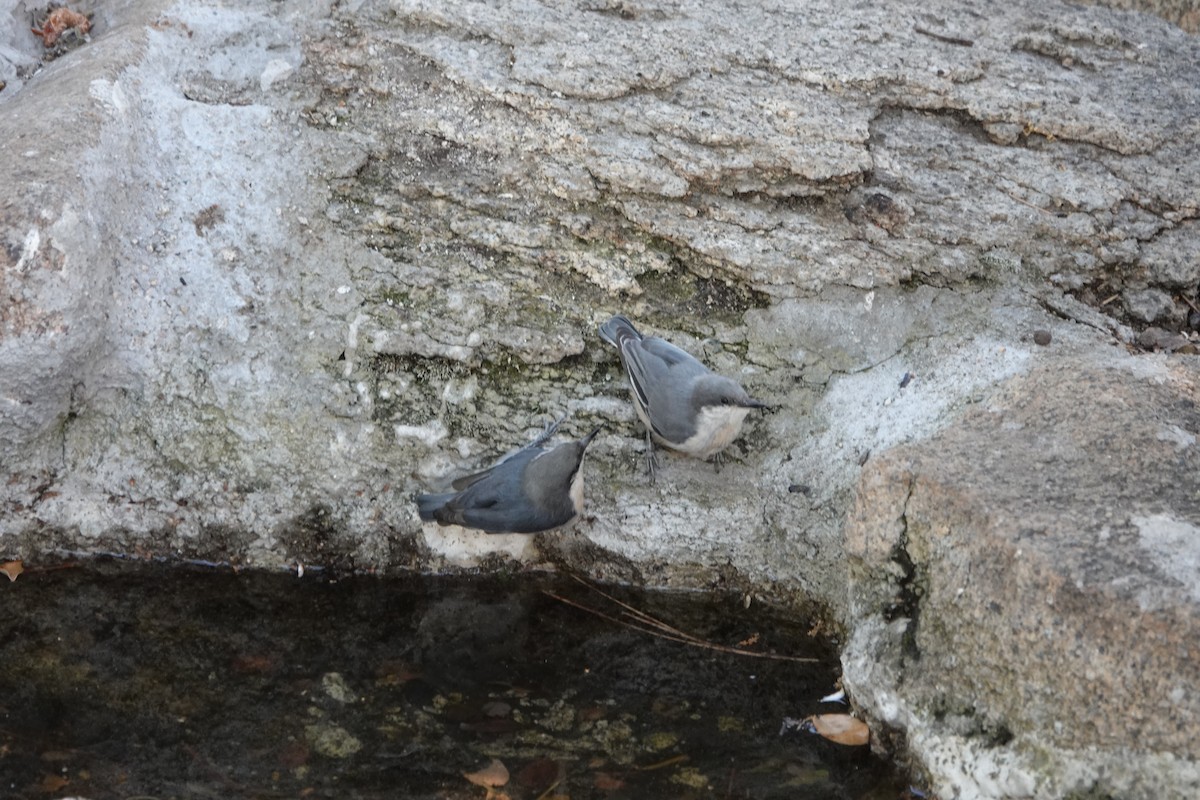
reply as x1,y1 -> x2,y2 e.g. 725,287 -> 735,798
543,576 -> 818,663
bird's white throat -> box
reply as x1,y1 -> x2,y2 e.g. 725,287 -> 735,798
676,405 -> 753,459
569,457 -> 586,515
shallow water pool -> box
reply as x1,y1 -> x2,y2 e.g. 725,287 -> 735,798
0,559 -> 905,798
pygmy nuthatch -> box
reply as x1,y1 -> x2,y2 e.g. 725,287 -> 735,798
599,314 -> 766,472
416,420 -> 600,534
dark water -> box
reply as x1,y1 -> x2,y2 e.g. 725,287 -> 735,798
0,559 -> 904,799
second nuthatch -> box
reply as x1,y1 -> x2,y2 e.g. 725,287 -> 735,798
599,315 -> 766,474
416,419 -> 600,534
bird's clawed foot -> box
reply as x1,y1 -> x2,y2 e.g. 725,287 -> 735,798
529,413 -> 567,449
644,430 -> 659,484
710,448 -> 749,473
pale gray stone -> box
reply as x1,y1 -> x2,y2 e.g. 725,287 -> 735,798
2,0 -> 1198,796
843,362 -> 1200,799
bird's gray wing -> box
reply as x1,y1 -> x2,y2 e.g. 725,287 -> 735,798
416,492 -> 456,521
450,465 -> 499,491
444,447 -> 534,504
621,336 -> 709,441
621,336 -> 698,409
438,470 -> 509,526
449,422 -> 560,490
457,503 -> 550,533
439,450 -> 543,532
618,342 -> 653,417
638,336 -> 708,371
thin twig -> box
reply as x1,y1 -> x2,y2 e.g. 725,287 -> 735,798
1023,288 -> 1133,343
543,587 -> 819,662
569,573 -> 704,644
534,777 -> 563,800
1001,189 -> 1056,216
543,592 -> 774,656
913,25 -> 974,47
637,754 -> 689,771
545,590 -> 657,633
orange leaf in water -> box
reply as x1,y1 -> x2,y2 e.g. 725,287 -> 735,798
464,758 -> 509,789
40,774 -> 70,792
579,705 -> 607,722
809,714 -> 870,746
594,771 -> 626,790
231,653 -> 276,674
1,561 -> 23,582
376,660 -> 421,686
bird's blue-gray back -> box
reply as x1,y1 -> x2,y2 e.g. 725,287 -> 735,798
623,337 -> 710,442
415,423 -> 596,534
423,447 -> 541,531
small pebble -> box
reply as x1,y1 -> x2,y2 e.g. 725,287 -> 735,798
1188,311 -> 1200,331
864,193 -> 894,214
482,701 -> 511,718
1137,327 -> 1166,349
1033,330 -> 1051,346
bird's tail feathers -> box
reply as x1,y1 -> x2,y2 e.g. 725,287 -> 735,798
415,492 -> 455,522
526,413 -> 566,450
598,314 -> 642,347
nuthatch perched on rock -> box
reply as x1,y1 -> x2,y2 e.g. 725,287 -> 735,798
599,314 -> 765,475
416,419 -> 600,534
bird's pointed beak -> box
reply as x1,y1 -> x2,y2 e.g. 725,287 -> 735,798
742,397 -> 770,410
580,427 -> 602,447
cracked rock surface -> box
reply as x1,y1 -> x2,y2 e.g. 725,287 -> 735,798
844,360 -> 1200,799
2,0 -> 1198,797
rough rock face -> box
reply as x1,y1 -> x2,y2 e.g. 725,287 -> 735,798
1085,0 -> 1200,33
843,361 -> 1200,798
1,0 -> 1198,796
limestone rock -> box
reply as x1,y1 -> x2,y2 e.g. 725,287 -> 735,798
1,0 -> 1199,795
843,361 -> 1200,799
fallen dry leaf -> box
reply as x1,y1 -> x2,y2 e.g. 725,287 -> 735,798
375,660 -> 421,686
231,653 -> 276,674
31,8 -> 90,46
636,754 -> 688,771
737,632 -> 761,647
39,774 -> 70,792
808,713 -> 870,746
593,771 -> 626,790
578,705 -> 607,722
464,758 -> 510,789
1,561 -> 23,582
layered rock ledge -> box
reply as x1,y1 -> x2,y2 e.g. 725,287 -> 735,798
2,1 -> 1198,796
